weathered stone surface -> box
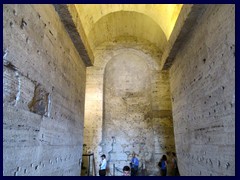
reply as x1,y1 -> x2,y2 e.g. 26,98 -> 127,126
3,4 -> 86,176
54,4 -> 93,66
28,84 -> 49,116
169,5 -> 235,176
3,4 -> 235,177
3,66 -> 19,105
83,45 -> 175,176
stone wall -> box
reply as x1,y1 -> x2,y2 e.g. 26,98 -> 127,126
83,43 -> 175,176
103,52 -> 152,176
169,5 -> 235,176
3,4 -> 86,176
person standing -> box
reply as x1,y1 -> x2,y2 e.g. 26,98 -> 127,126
172,152 -> 180,176
99,154 -> 107,176
130,152 -> 139,176
158,155 -> 167,176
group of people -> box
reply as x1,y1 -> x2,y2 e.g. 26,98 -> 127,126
118,152 -> 140,176
158,152 -> 180,176
99,152 -> 139,176
99,152 -> 179,176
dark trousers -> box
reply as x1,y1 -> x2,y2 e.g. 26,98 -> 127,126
99,169 -> 106,176
161,169 -> 167,176
131,168 -> 138,176
173,167 -> 180,176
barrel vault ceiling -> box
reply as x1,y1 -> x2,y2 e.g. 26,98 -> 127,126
54,4 -> 206,67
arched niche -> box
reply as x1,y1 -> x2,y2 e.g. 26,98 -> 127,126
102,52 -> 153,175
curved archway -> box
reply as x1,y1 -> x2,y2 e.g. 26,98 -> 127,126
83,46 -> 176,175
88,11 -> 167,53
102,51 -> 152,175
75,4 -> 182,39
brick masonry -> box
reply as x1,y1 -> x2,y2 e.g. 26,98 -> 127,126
3,4 -> 235,176
169,5 -> 235,176
83,44 -> 175,176
3,4 -> 86,176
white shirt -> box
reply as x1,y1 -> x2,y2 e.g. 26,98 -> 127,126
100,158 -> 107,170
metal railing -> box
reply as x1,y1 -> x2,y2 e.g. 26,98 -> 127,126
82,153 -> 96,176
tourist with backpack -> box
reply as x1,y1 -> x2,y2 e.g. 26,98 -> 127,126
158,155 -> 167,176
